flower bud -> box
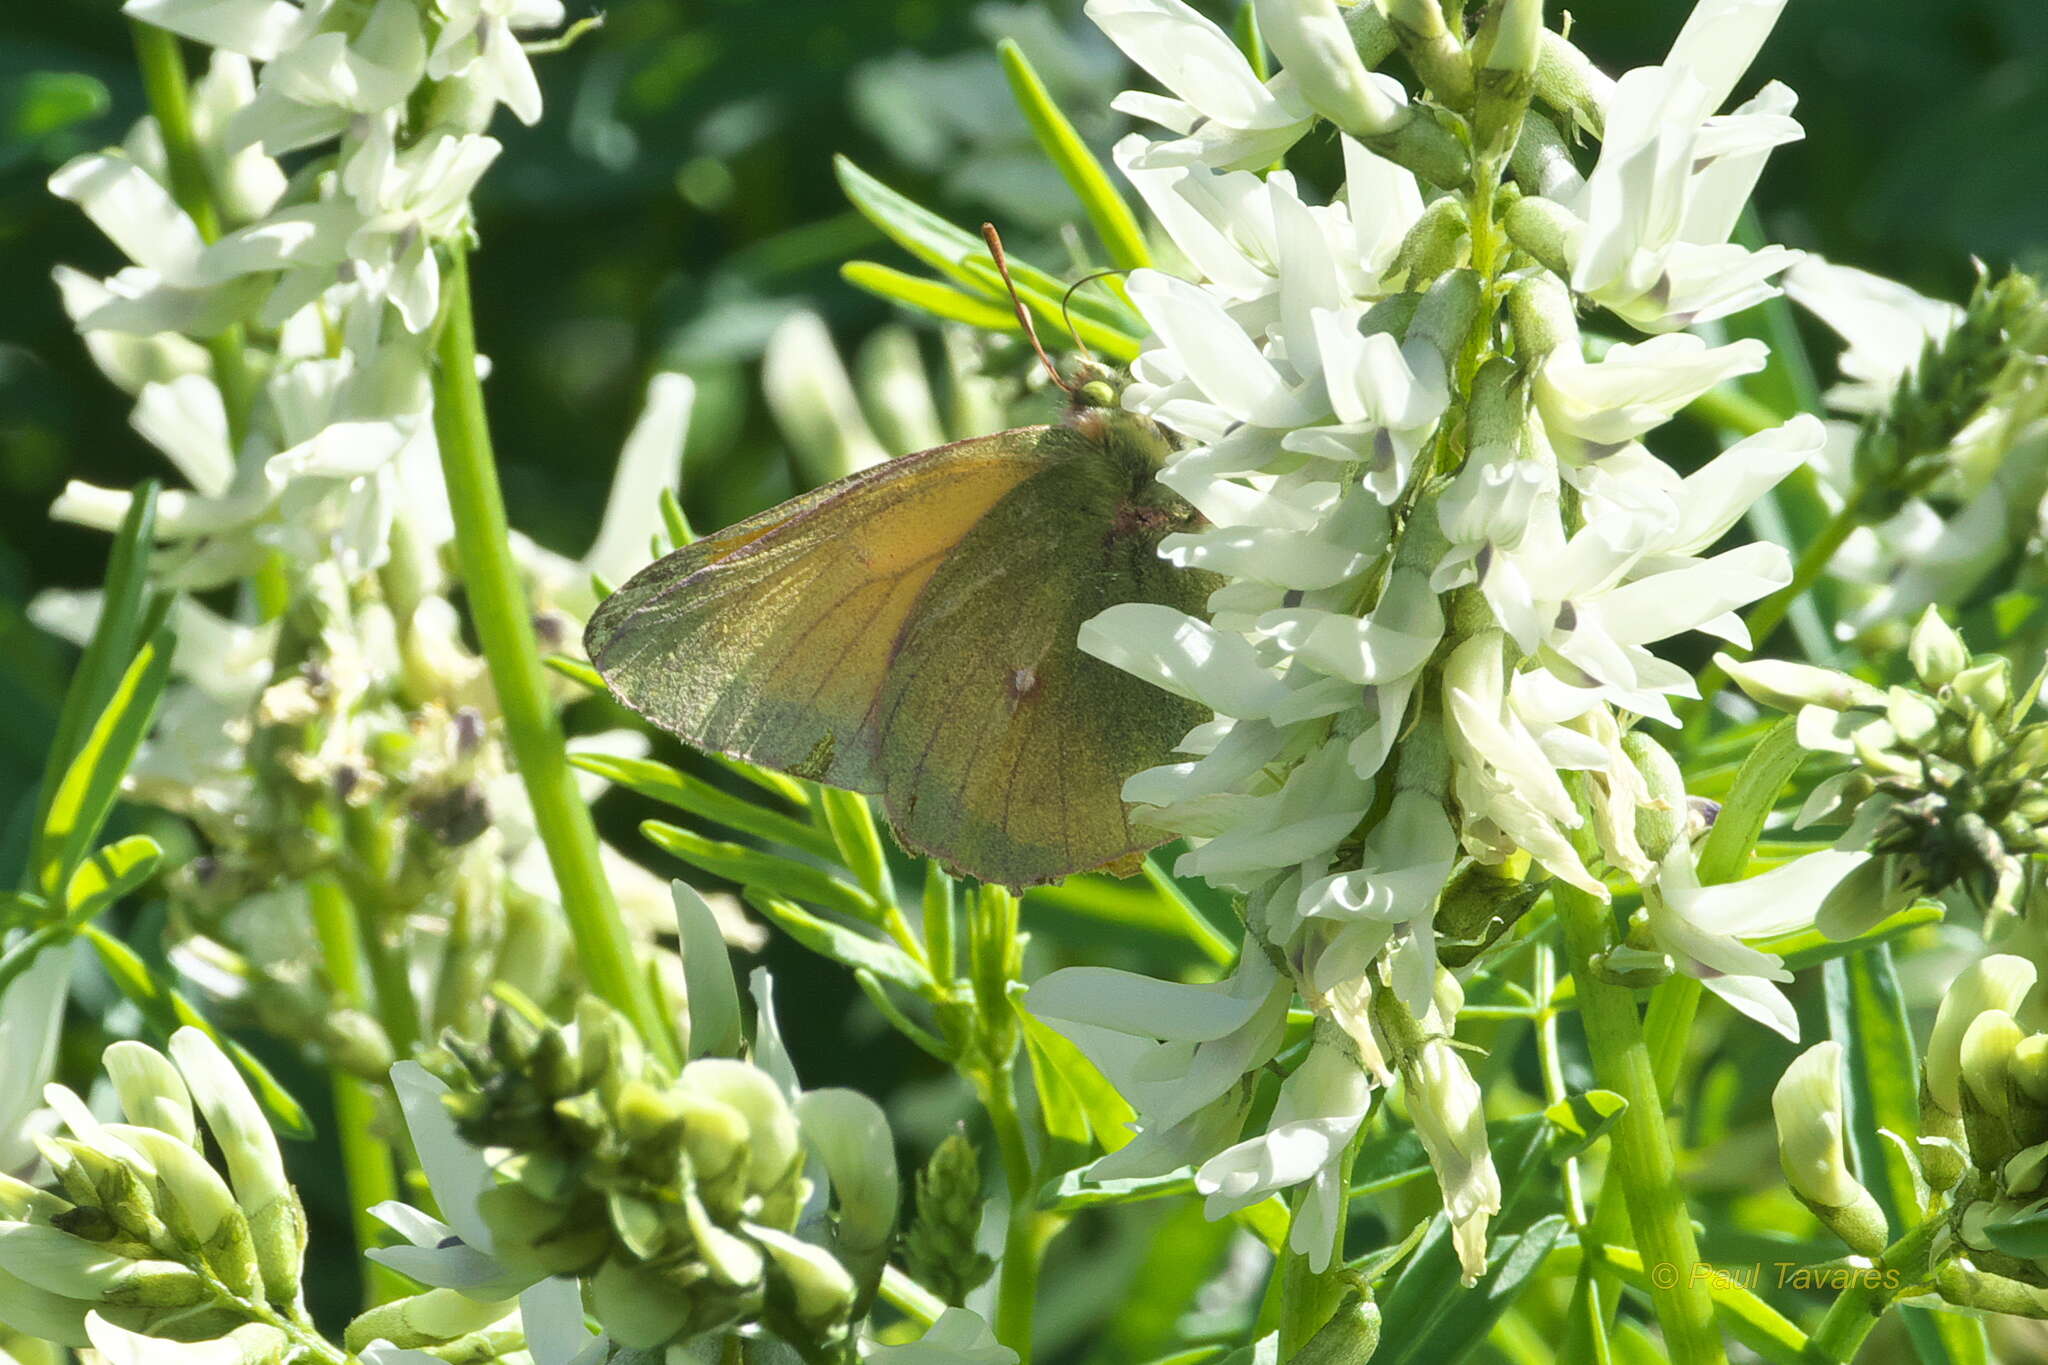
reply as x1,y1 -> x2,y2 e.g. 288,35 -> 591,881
1962,1009 -> 2030,1171
1504,266 -> 1578,363
753,1224 -> 857,1344
1389,198 -> 1471,291
1953,656 -> 2014,721
1909,607 -> 1972,690
1297,1290 -> 1382,1364
1374,0 -> 1472,107
1471,0 -> 1541,160
1256,0 -> 1407,137
1713,655 -> 1888,714
101,1042 -> 197,1149
343,1288 -> 516,1353
1622,731 -> 1688,863
1772,1042 -> 1889,1255
2015,1034 -> 2048,1107
1927,955 -> 2039,1117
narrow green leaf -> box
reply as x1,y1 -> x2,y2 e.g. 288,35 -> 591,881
643,821 -> 877,920
576,753 -> 836,860
1696,717 -> 1803,885
1766,902 -> 1944,972
834,157 -> 1140,336
1566,1243 -> 1810,1365
30,483 -> 158,865
658,486 -> 694,549
956,257 -> 1142,362
852,969 -> 952,1061
1824,943 -> 1973,1363
544,654 -> 605,691
1376,1215 -> 1568,1365
817,788 -> 892,905
706,753 -> 812,808
744,892 -> 928,994
1825,945 -> 1922,1229
81,925 -> 312,1139
995,39 -> 1150,271
36,629 -> 173,896
63,835 -> 161,918
841,262 -> 1021,333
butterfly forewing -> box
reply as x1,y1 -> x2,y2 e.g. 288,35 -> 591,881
585,432 -> 1055,792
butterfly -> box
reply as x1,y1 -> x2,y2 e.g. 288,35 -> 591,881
584,228 -> 1219,889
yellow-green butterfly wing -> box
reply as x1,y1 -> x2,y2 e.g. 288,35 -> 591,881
584,432 -> 1053,792
584,411 -> 1217,888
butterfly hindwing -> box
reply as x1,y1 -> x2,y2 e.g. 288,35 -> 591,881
585,431 -> 1056,792
874,423 -> 1216,887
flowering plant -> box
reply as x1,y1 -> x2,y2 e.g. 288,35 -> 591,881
5,0 -> 2048,1362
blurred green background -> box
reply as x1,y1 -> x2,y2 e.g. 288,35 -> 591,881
1,0 -> 2046,1356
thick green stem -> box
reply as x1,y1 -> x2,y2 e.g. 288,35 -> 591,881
128,21 -> 255,445
306,873 -> 406,1307
1805,1217 -> 1941,1362
985,1065 -> 1044,1357
1556,882 -> 1726,1365
431,243 -> 677,1067
1563,972 -> 1704,1352
1276,1117 -> 1365,1355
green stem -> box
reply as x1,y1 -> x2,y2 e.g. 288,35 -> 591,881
331,808 -> 420,1062
877,1266 -> 947,1329
430,242 -> 677,1068
306,872 -> 406,1308
1805,1217 -> 1941,1362
1563,972 -> 1704,1352
1142,855 -> 1236,968
985,1063 -> 1044,1358
128,20 -> 255,446
1556,882 -> 1726,1365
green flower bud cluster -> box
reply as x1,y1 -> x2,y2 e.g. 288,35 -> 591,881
425,999 -> 859,1359
901,1133 -> 994,1308
1849,268 -> 2045,524
1905,955 -> 2048,1313
1719,608 -> 2048,932
0,1031 -> 319,1360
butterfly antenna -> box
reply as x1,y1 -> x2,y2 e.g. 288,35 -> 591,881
981,223 -> 1073,395
1061,269 -> 1132,370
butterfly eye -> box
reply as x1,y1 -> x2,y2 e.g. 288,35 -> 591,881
1077,380 -> 1118,409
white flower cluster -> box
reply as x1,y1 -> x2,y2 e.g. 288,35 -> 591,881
1033,0 -> 1860,1284
35,5 -> 754,1077
51,0 -> 567,579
